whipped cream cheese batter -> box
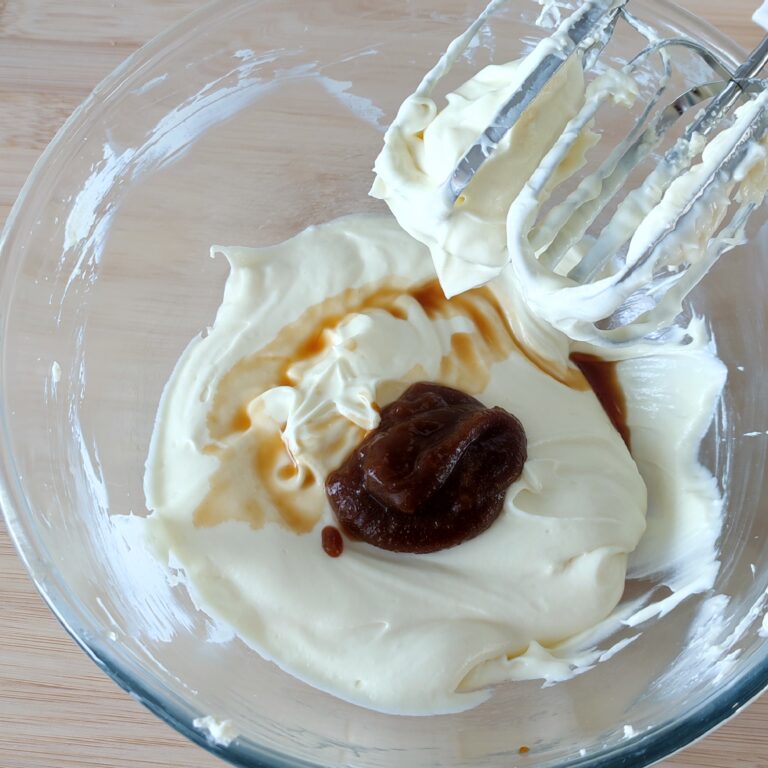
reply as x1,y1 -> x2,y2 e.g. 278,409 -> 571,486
145,12 -> 728,715
145,215 -> 649,714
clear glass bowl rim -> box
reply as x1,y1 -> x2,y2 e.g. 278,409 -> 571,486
0,0 -> 766,766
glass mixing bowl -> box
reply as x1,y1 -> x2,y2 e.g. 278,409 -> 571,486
1,0 -> 767,765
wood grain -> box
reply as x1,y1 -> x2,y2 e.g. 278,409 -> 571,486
0,1 -> 766,767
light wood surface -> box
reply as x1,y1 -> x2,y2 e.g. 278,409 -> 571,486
1,1 -> 767,766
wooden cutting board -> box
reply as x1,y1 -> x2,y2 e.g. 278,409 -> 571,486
0,2 -> 766,766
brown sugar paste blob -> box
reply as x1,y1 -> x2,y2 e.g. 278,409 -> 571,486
325,382 -> 527,554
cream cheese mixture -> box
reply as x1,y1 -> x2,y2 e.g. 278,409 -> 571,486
145,10 -> 731,715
